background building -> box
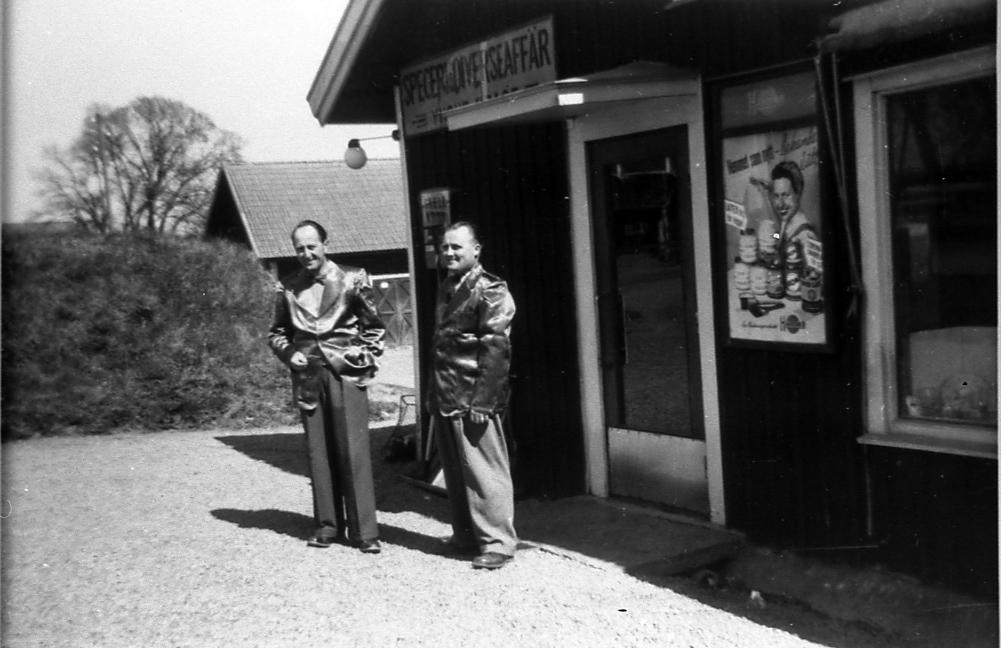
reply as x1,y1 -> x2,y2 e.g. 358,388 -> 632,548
205,159 -> 413,345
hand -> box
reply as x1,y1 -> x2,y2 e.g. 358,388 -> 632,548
749,176 -> 772,193
290,352 -> 308,370
469,411 -> 489,424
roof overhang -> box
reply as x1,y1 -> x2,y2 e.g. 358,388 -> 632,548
218,167 -> 262,258
442,61 -> 699,131
307,0 -> 386,124
818,0 -> 996,53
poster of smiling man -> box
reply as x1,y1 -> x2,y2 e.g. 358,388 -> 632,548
721,124 -> 828,348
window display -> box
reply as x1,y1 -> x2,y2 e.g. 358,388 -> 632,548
887,77 -> 997,427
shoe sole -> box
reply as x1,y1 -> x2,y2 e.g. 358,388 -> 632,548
472,558 -> 512,570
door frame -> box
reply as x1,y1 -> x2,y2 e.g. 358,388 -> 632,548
587,125 -> 704,441
565,87 -> 726,524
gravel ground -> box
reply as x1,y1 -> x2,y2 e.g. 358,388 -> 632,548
3,425 -> 852,648
3,347 -> 991,647
373,345 -> 417,389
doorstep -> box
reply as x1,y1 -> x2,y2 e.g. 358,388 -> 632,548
515,495 -> 744,574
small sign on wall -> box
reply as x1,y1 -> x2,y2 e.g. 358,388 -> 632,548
420,188 -> 451,228
420,188 -> 451,269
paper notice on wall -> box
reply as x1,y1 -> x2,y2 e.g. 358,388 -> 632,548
804,237 -> 823,271
724,199 -> 747,230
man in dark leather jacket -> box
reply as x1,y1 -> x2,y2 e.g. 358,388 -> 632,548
269,220 -> 385,554
427,221 -> 517,569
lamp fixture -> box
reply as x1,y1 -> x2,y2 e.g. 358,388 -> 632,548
344,129 -> 400,169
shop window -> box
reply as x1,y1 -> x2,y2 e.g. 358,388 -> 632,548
854,48 -> 997,457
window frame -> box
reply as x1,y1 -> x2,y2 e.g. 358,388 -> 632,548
852,46 -> 997,460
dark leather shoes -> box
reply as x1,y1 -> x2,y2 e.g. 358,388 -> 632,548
472,552 -> 513,569
308,526 -> 343,548
355,539 -> 381,554
307,536 -> 335,548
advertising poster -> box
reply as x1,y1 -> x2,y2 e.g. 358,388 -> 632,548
722,125 -> 827,347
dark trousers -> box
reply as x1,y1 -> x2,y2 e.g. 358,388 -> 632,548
300,370 -> 377,543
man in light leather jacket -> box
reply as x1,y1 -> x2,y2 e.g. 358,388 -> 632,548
268,220 -> 385,554
427,221 -> 517,570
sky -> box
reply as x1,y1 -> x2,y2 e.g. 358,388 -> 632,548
3,0 -> 401,224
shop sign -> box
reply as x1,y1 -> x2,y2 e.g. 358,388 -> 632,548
399,16 -> 556,136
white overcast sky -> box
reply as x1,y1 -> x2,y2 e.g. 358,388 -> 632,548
3,0 -> 401,223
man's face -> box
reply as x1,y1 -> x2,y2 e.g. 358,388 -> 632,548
770,178 -> 801,222
440,226 -> 480,276
292,225 -> 327,273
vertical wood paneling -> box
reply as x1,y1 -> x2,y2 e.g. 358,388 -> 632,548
868,446 -> 998,597
405,122 -> 583,498
683,0 -> 871,548
384,0 -> 994,592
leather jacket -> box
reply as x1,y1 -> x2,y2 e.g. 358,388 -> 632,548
268,263 -> 385,409
427,264 -> 515,417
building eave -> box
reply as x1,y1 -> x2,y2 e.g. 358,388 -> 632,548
221,166 -> 263,258
307,0 -> 388,124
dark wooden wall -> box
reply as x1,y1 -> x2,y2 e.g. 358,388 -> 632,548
704,82 -> 869,552
404,122 -> 584,498
384,0 -> 996,594
868,447 -> 998,597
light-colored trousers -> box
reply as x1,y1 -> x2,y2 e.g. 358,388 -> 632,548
434,414 -> 517,556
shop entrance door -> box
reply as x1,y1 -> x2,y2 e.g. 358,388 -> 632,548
589,126 -> 708,515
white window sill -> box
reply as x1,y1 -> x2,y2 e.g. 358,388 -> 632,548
858,431 -> 997,460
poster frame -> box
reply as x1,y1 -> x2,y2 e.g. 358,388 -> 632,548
713,67 -> 834,353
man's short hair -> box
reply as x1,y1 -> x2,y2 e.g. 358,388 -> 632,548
291,219 -> 327,242
446,220 -> 480,244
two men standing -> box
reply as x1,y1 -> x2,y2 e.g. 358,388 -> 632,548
268,219 -> 517,569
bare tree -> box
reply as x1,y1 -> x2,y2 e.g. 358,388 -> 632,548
35,96 -> 244,235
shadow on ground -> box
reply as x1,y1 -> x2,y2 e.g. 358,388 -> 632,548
215,430 -> 307,477
214,425 -> 452,525
209,506 -> 469,561
211,508 -> 313,541
216,425 -> 998,648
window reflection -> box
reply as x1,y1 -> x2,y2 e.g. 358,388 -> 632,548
888,77 -> 997,426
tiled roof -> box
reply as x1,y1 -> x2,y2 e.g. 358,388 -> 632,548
220,160 -> 406,259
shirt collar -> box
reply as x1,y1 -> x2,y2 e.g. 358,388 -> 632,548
311,260 -> 335,284
448,263 -> 479,288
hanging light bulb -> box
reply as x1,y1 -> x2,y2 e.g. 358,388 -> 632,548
342,130 -> 400,170
344,139 -> 367,169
